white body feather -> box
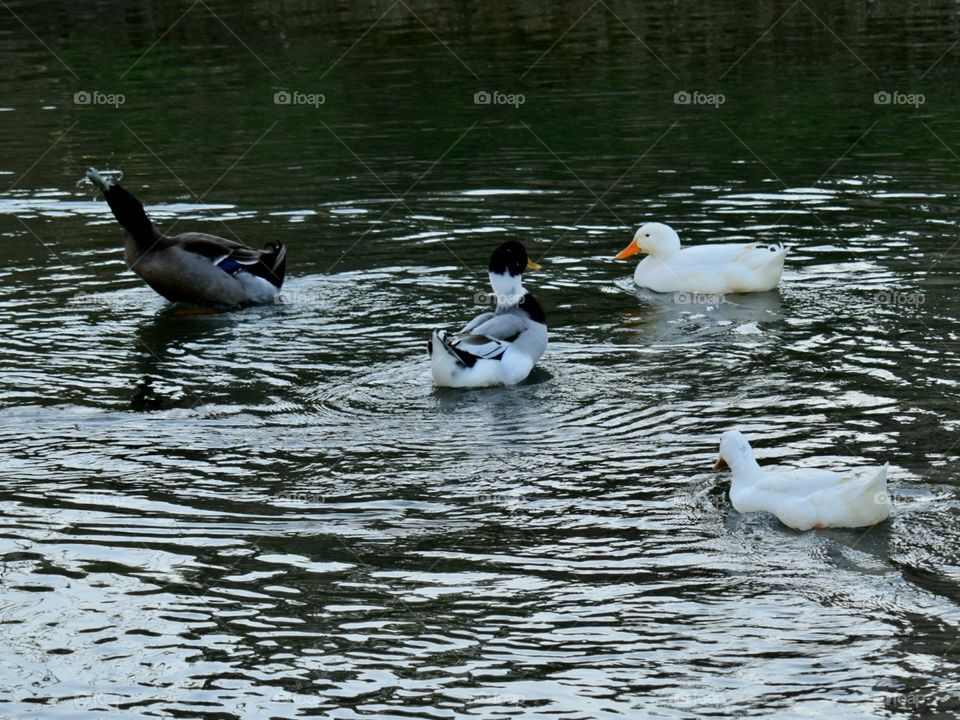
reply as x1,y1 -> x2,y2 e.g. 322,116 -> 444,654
430,260 -> 547,388
619,223 -> 787,294
719,430 -> 891,531
635,243 -> 788,294
430,319 -> 547,387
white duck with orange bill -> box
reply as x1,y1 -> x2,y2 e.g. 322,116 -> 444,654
615,222 -> 787,294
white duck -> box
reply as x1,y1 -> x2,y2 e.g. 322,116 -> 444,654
715,430 -> 891,531
429,241 -> 547,387
614,222 -> 787,294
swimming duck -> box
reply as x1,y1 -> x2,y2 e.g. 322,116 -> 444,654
85,168 -> 286,307
429,241 -> 547,387
614,222 -> 787,294
715,430 -> 891,531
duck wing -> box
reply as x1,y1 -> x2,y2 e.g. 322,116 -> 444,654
805,465 -> 888,502
459,311 -> 496,334
445,312 -> 529,365
453,333 -> 510,360
460,313 -> 528,341
754,468 -> 845,496
670,243 -> 753,269
432,329 -> 507,367
174,232 -> 265,264
174,232 -> 287,287
440,302 -> 541,366
755,466 -> 882,501
668,242 -> 786,272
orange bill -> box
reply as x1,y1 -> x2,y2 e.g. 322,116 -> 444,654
614,239 -> 642,260
525,258 -> 542,271
713,457 -> 729,471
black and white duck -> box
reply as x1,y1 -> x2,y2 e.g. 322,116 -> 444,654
429,241 -> 547,387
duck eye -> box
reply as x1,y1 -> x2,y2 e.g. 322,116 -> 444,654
645,233 -> 650,238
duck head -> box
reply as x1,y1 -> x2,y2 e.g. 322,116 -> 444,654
488,241 -> 541,306
714,430 -> 757,472
615,222 -> 682,260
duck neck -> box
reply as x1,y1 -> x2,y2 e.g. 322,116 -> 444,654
124,232 -> 159,266
648,244 -> 681,261
728,452 -> 762,481
104,185 -> 161,262
489,271 -> 525,309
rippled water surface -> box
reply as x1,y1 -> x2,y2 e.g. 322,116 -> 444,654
3,1 -> 960,718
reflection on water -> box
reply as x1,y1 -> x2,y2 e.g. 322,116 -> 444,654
3,0 -> 960,717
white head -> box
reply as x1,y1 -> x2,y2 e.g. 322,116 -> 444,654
715,430 -> 757,472
615,222 -> 682,260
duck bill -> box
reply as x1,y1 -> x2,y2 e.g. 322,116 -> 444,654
615,239 -> 642,260
713,457 -> 730,471
525,258 -> 542,271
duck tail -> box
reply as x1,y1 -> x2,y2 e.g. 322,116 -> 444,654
429,329 -> 468,385
767,242 -> 789,262
86,167 -> 157,246
861,462 -> 892,522
249,241 -> 287,288
868,462 -> 888,492
434,329 -> 479,367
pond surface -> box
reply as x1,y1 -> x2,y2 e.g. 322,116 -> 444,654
2,1 -> 960,717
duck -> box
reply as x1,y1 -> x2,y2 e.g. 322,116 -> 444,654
85,167 -> 286,307
428,241 -> 547,387
714,430 -> 891,531
614,222 -> 787,294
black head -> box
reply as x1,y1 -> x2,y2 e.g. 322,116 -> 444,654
489,241 -> 540,276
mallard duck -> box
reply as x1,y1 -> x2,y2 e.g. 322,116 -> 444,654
428,241 -> 547,387
85,168 -> 286,307
715,430 -> 891,531
614,222 -> 787,294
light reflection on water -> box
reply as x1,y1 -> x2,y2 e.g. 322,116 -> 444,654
3,0 -> 960,717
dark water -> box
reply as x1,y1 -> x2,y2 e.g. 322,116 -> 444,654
2,1 -> 960,717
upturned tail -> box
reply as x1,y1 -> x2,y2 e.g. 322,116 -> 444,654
249,242 -> 287,288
